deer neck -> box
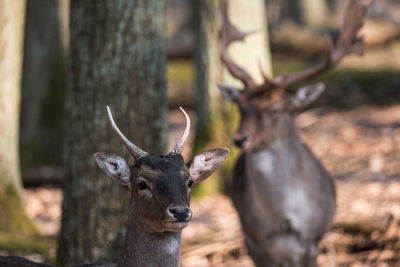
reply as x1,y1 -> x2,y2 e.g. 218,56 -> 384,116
245,114 -> 304,177
258,113 -> 302,152
117,205 -> 181,267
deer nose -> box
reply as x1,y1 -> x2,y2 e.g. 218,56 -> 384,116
168,207 -> 191,222
233,135 -> 247,148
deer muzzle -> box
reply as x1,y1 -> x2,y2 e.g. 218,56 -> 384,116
167,205 -> 192,222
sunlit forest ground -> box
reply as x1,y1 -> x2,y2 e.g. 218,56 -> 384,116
180,104 -> 400,267
3,38 -> 400,266
14,103 -> 400,266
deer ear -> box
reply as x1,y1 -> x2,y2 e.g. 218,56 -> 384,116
218,83 -> 241,102
94,152 -> 131,186
188,148 -> 230,183
291,83 -> 325,110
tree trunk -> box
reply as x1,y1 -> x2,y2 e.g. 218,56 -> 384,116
20,0 -> 62,142
193,0 -> 272,194
19,0 -> 67,170
193,0 -> 221,155
57,1 -> 167,265
0,0 -> 37,235
299,0 -> 329,28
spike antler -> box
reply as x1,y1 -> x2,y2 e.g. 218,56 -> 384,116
170,107 -> 191,155
272,0 -> 369,89
107,106 -> 148,159
220,0 -> 257,89
220,0 -> 369,91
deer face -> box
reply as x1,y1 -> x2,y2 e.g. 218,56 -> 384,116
94,148 -> 228,233
218,0 -> 366,151
219,83 -> 325,151
131,154 -> 192,232
94,106 -> 229,233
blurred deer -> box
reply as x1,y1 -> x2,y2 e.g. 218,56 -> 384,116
218,0 -> 368,266
0,107 -> 229,267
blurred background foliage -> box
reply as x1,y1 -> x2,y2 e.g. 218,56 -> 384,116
0,0 -> 399,264
20,0 -> 400,173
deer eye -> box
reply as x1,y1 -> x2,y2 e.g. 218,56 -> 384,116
137,181 -> 149,190
188,180 -> 194,188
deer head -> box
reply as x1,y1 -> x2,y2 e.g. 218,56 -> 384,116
94,106 -> 229,233
219,0 -> 368,150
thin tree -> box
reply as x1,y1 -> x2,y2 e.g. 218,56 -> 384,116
193,0 -> 272,192
19,0 -> 67,170
0,0 -> 37,234
299,0 -> 329,28
20,0 -> 63,143
57,1 -> 167,265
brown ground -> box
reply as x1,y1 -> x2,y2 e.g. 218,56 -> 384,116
22,104 -> 400,266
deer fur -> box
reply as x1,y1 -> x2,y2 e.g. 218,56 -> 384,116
0,107 -> 229,267
219,0 -> 368,266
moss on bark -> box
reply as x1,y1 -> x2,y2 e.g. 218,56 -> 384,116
0,0 -> 38,236
0,231 -> 55,258
0,183 -> 37,235
57,1 -> 167,265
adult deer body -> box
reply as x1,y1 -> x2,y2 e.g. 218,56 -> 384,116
219,1 -> 368,266
0,107 -> 229,267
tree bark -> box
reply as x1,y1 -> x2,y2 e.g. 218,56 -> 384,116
0,0 -> 37,235
20,0 -> 63,142
299,0 -> 329,28
193,0 -> 221,155
57,1 -> 167,265
193,0 -> 272,194
19,0 -> 68,170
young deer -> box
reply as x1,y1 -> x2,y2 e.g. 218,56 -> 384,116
218,0 -> 368,266
0,107 -> 229,267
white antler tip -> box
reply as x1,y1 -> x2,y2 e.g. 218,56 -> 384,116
106,105 -> 115,123
179,106 -> 188,117
170,106 -> 191,154
179,107 -> 190,129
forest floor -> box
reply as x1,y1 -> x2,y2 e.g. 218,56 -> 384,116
180,104 -> 400,267
13,103 -> 400,266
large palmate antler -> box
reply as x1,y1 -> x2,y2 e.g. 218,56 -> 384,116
272,0 -> 369,89
220,0 -> 369,91
220,0 -> 257,89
